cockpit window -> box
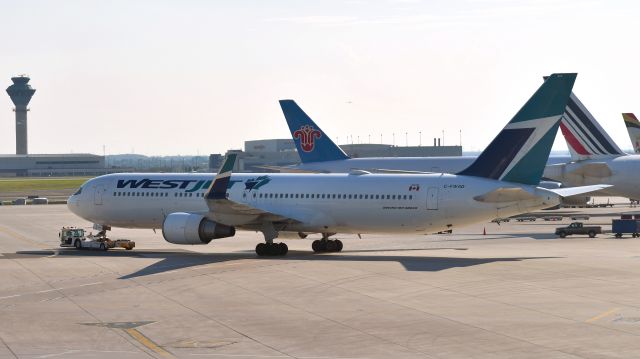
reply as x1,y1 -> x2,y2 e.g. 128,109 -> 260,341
73,187 -> 82,195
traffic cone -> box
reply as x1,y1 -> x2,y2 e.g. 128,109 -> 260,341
483,227 -> 486,235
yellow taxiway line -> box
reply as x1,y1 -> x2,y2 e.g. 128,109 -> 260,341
125,328 -> 174,358
586,308 -> 620,323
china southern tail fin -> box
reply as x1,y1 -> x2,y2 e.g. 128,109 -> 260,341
623,113 -> 640,154
458,73 -> 576,185
558,92 -> 624,160
279,100 -> 350,163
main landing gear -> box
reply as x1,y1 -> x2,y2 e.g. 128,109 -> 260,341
256,222 -> 288,256
255,242 -> 288,256
312,233 -> 343,253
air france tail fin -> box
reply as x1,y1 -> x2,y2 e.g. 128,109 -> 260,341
458,73 -> 576,185
558,93 -> 624,160
623,113 -> 640,154
279,100 -> 350,163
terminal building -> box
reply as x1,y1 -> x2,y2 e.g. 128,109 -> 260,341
0,154 -> 106,177
214,139 -> 462,172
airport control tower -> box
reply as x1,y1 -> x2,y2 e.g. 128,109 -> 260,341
6,75 -> 36,155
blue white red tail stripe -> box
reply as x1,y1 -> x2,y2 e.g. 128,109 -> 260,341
560,93 -> 623,160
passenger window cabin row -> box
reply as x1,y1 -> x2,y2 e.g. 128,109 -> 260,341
112,191 -> 414,201
245,192 -> 414,200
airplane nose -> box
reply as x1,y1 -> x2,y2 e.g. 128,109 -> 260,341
66,195 -> 79,214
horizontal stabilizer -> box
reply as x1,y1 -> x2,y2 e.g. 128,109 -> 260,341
568,162 -> 612,178
543,184 -> 612,198
473,187 -> 538,203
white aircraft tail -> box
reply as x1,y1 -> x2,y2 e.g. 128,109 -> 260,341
623,113 -> 640,154
559,92 -> 624,161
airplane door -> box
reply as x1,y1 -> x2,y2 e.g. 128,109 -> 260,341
427,187 -> 438,210
94,185 -> 104,205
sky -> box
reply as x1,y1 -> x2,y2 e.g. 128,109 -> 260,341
0,0 -> 638,156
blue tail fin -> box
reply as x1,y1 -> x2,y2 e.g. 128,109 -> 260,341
279,100 -> 350,163
458,73 -> 577,185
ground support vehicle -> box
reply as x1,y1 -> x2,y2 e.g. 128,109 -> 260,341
59,227 -> 135,250
612,219 -> 640,238
555,222 -> 601,238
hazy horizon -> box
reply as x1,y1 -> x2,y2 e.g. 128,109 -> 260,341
1,0 -> 638,156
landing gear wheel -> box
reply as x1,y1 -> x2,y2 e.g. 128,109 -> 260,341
326,240 -> 337,252
312,239 -> 342,253
278,242 -> 288,255
74,240 -> 82,249
256,243 -> 267,256
256,242 -> 287,256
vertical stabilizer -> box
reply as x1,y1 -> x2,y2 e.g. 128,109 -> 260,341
279,100 -> 350,163
559,92 -> 624,160
458,73 -> 576,185
623,113 -> 640,154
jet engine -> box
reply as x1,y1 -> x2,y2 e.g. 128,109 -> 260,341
162,212 -> 235,245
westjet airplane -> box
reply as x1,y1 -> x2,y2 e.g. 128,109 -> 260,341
543,92 -> 640,200
68,73 -> 608,256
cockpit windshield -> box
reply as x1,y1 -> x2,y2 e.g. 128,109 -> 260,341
73,187 -> 82,196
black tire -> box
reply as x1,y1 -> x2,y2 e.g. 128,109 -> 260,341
312,240 -> 321,253
559,231 -> 567,238
256,243 -> 266,256
335,240 -> 343,252
99,243 -> 107,251
326,240 -> 337,252
278,242 -> 288,255
588,231 -> 596,238
74,239 -> 82,249
615,233 -> 622,238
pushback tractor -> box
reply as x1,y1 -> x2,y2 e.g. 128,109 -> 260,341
59,227 -> 135,251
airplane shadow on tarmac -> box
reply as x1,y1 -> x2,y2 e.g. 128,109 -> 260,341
4,248 -> 560,280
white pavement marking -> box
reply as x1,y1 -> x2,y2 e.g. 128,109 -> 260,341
0,282 -> 103,301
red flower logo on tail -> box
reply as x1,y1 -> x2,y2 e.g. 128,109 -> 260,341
293,125 -> 322,152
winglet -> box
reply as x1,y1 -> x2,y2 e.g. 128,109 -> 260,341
458,73 -> 577,185
623,113 -> 640,154
279,100 -> 350,163
205,154 -> 237,200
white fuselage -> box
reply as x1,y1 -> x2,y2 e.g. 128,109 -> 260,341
290,156 -> 571,174
543,155 -> 640,200
68,172 -> 559,235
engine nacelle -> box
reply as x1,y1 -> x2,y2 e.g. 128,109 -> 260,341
162,212 -> 235,245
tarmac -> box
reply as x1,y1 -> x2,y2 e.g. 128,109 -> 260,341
1,204 -> 640,358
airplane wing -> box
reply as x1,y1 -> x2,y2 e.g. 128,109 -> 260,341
542,184 -> 612,198
204,154 -> 306,227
